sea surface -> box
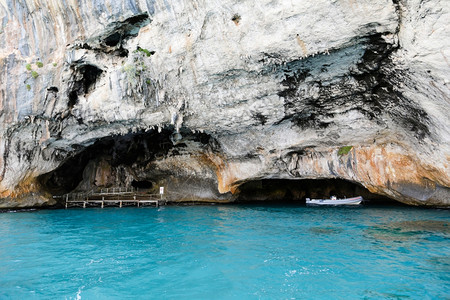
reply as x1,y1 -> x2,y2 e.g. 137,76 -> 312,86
0,204 -> 449,299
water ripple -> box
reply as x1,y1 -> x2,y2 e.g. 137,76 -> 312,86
0,205 -> 449,299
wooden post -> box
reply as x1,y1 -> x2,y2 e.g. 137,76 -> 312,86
83,201 -> 86,208
65,201 -> 68,209
120,201 -> 122,208
101,201 -> 104,208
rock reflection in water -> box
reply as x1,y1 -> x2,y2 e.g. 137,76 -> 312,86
363,290 -> 415,299
309,226 -> 344,235
427,256 -> 450,270
365,220 -> 449,242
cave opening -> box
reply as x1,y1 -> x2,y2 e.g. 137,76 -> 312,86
38,127 -> 214,196
38,128 -> 173,195
131,180 -> 153,190
101,13 -> 150,50
79,65 -> 103,94
125,13 -> 150,26
68,91 -> 78,109
67,64 -> 103,109
235,178 -> 396,205
104,32 -> 121,47
37,127 -> 396,206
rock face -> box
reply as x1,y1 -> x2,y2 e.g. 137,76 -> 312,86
0,0 -> 449,208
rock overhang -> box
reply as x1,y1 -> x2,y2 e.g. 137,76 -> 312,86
0,0 -> 449,208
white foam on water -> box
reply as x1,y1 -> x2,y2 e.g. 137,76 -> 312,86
86,259 -> 103,265
76,286 -> 85,300
66,285 -> 85,300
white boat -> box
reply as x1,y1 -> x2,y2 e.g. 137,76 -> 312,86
306,196 -> 363,205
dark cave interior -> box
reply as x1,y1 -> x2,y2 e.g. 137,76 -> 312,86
236,178 -> 395,204
37,128 -> 395,205
37,128 -> 212,196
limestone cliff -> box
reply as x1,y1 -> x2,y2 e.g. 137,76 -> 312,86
0,0 -> 449,208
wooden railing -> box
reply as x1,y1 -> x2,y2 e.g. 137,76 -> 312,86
61,187 -> 165,209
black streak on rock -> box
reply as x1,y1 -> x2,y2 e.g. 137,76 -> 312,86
276,32 -> 430,139
253,112 -> 268,125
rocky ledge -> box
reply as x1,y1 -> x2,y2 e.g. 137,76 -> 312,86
0,0 -> 449,208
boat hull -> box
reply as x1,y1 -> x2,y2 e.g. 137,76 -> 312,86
306,196 -> 363,206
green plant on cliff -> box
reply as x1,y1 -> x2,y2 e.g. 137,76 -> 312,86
36,61 -> 44,68
25,64 -> 32,71
338,146 -> 353,156
31,71 -> 39,79
124,57 -> 150,83
135,46 -> 154,57
26,84 -> 31,91
123,63 -> 137,82
122,49 -> 154,98
53,63 -> 57,67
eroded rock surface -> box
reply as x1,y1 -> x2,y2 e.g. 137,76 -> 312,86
0,0 -> 449,207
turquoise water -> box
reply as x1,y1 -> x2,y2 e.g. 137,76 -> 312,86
0,205 -> 449,299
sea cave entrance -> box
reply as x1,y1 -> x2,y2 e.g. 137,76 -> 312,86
37,127 -> 213,197
235,178 -> 395,204
37,128 -> 396,205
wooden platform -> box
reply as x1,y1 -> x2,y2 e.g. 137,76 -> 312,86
62,187 -> 165,208
65,199 -> 161,208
